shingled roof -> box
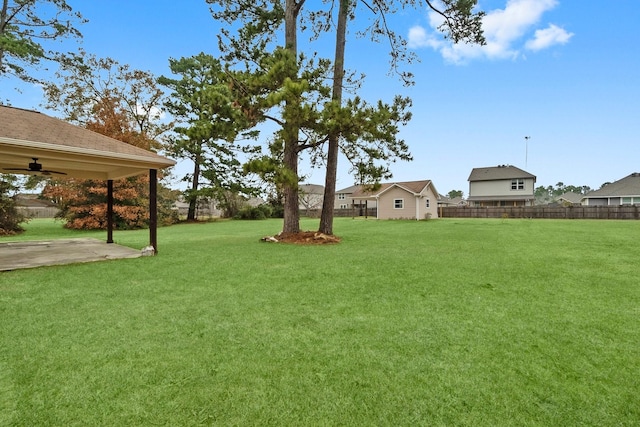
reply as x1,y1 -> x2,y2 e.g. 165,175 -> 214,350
468,165 -> 536,182
351,180 -> 436,198
0,105 -> 175,179
584,173 -> 640,197
558,191 -> 584,204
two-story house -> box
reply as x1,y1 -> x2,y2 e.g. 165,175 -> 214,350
467,165 -> 536,207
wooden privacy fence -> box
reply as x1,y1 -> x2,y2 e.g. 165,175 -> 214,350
301,208 -> 378,218
17,206 -> 60,219
441,205 -> 640,220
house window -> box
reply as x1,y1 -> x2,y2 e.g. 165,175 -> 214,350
339,204 -> 348,209
511,179 -> 524,190
425,198 -> 430,208
394,199 -> 404,209
338,194 -> 345,200
622,197 -> 632,205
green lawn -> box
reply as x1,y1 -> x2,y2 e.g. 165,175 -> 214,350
1,218 -> 639,426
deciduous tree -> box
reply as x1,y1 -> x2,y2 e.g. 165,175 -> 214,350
41,51 -> 178,229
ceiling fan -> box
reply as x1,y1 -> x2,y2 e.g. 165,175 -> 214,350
3,158 -> 67,176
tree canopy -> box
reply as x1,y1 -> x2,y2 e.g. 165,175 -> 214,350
447,189 -> 464,199
40,50 -> 178,229
534,182 -> 593,205
159,52 -> 259,220
0,0 -> 86,84
207,0 -> 485,234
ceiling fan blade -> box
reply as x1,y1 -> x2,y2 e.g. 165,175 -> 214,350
3,158 -> 67,175
3,168 -> 66,175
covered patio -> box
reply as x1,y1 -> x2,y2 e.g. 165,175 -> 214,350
0,105 -> 176,268
0,238 -> 145,271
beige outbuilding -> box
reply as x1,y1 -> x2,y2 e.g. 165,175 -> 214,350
351,180 -> 439,220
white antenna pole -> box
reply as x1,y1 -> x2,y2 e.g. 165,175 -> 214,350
524,136 -> 531,169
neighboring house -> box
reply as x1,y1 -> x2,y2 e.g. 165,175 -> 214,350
437,195 -> 467,208
350,180 -> 439,220
557,191 -> 584,206
298,184 -> 324,210
334,184 -> 378,210
173,198 -> 222,218
14,193 -> 59,218
582,173 -> 640,206
246,196 -> 265,207
173,195 -> 264,218
467,165 -> 536,207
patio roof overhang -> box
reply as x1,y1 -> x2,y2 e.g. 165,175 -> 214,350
0,106 -> 175,179
0,136 -> 175,179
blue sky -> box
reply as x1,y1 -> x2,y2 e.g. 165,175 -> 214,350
2,0 -> 639,196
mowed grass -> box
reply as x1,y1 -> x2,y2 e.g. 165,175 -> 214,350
1,217 -> 639,426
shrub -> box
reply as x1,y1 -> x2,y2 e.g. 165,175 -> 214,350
234,204 -> 273,220
0,176 -> 28,235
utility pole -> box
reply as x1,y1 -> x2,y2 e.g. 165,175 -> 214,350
524,136 -> 531,169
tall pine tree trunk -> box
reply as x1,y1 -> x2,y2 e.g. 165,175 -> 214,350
281,0 -> 302,233
187,152 -> 201,221
282,139 -> 300,233
319,0 -> 348,235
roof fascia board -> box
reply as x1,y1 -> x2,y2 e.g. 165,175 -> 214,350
378,183 -> 417,197
0,136 -> 175,168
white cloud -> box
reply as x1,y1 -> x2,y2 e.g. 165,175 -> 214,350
408,25 -> 442,50
525,24 -> 574,51
136,104 -> 165,121
413,0 -> 572,64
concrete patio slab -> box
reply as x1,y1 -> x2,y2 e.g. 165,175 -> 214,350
0,238 -> 142,271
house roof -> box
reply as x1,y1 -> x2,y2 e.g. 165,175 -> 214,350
351,180 -> 437,199
438,196 -> 466,206
0,105 -> 175,180
336,184 -> 361,194
14,194 -> 57,208
299,184 -> 324,195
584,173 -> 640,198
468,165 -> 536,182
558,191 -> 584,204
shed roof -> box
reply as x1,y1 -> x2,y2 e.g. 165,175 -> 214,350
468,165 -> 536,182
0,105 -> 175,179
584,173 -> 640,198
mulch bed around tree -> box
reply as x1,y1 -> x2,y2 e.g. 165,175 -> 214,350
261,231 -> 341,245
